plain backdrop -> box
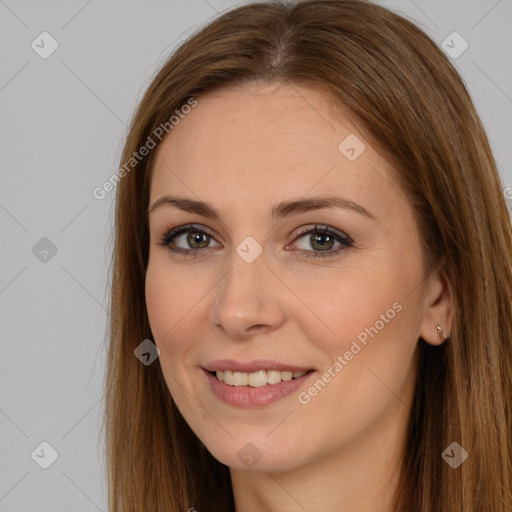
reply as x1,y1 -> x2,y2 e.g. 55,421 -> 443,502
0,0 -> 511,510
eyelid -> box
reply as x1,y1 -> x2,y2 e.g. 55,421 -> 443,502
291,224 -> 352,244
158,223 -> 219,247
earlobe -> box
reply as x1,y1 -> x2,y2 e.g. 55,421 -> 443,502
419,265 -> 454,346
436,324 -> 450,341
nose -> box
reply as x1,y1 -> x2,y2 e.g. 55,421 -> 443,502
208,248 -> 286,340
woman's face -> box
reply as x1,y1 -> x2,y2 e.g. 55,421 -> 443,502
145,82 -> 435,473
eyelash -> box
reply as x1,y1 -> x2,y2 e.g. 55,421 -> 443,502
157,223 -> 353,259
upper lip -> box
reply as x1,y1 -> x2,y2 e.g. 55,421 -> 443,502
202,359 -> 314,373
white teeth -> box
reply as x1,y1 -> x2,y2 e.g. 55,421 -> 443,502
215,369 -> 308,386
267,370 -> 282,384
233,372 -> 249,387
248,370 -> 267,387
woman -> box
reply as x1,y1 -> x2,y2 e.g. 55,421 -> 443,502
103,0 -> 512,510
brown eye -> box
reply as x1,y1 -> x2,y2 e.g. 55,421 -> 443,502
158,224 -> 220,257
183,231 -> 210,249
291,225 -> 353,259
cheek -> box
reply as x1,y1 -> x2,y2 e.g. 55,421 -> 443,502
302,266 -> 402,350
301,266 -> 420,414
144,260 -> 200,352
145,264 -> 171,339
145,262 -> 201,407
300,259 -> 420,405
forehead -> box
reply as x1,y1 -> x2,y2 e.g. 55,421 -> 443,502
149,83 -> 401,222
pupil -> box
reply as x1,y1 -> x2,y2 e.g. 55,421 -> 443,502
312,233 -> 333,251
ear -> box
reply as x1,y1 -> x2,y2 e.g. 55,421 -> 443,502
418,262 -> 454,346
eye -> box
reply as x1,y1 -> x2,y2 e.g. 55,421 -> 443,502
157,223 -> 353,259
289,225 -> 353,259
157,224 -> 220,258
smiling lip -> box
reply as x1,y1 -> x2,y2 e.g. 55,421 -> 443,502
202,359 -> 314,373
202,361 -> 316,407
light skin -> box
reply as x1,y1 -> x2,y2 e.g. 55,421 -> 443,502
145,82 -> 453,512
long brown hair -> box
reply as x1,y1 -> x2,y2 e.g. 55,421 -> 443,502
103,0 -> 512,510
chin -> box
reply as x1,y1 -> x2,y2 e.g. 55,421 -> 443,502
202,433 -> 306,473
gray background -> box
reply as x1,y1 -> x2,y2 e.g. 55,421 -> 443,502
0,0 -> 511,510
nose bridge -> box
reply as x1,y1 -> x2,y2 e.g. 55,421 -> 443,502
209,242 -> 285,337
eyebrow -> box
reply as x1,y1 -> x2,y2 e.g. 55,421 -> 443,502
149,195 -> 376,221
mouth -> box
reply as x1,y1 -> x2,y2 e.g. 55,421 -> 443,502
207,369 -> 315,387
203,365 -> 316,407
201,359 -> 316,406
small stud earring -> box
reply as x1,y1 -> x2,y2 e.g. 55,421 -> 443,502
437,325 -> 449,340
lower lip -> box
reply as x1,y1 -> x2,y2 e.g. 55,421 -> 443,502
203,369 -> 315,407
